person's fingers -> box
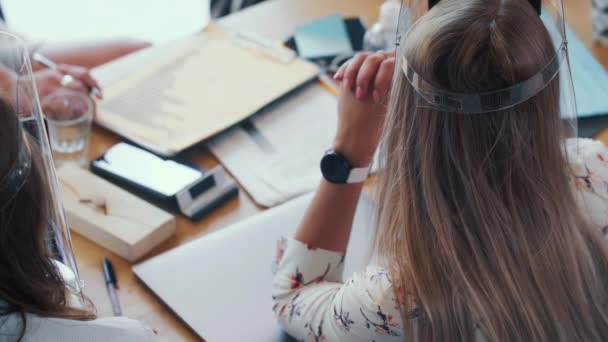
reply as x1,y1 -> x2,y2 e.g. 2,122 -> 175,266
355,53 -> 387,100
57,64 -> 79,76
79,71 -> 103,99
65,79 -> 89,94
334,59 -> 350,81
91,95 -> 98,119
373,58 -> 395,103
49,71 -> 63,86
343,52 -> 370,90
76,70 -> 100,90
37,71 -> 62,98
334,61 -> 350,81
58,64 -> 102,97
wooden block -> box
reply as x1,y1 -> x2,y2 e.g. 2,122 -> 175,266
57,164 -> 176,262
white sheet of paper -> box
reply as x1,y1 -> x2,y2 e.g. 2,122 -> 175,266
207,84 -> 338,207
91,36 -> 196,88
2,0 -> 210,45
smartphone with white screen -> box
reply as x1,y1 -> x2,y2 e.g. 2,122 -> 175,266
90,143 -> 238,220
92,143 -> 203,196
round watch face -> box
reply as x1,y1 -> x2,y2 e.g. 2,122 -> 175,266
320,151 -> 351,184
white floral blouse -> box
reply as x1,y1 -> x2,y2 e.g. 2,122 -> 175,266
272,138 -> 608,342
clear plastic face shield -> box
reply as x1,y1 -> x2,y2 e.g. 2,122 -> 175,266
394,0 -> 578,139
0,32 -> 84,301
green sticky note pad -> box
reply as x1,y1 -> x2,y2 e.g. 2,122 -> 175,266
294,14 -> 354,59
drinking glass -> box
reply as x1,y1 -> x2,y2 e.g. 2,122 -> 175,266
42,91 -> 94,167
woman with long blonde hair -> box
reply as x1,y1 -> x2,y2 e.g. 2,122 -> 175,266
272,0 -> 608,341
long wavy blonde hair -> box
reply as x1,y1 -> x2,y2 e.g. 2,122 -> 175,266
374,0 -> 608,341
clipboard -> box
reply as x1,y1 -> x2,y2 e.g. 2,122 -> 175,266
93,24 -> 320,157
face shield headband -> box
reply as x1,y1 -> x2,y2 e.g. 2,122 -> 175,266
397,0 -> 573,115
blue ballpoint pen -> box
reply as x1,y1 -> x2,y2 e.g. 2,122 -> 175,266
102,257 -> 122,317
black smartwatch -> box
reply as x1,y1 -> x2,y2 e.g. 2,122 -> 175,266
320,150 -> 370,184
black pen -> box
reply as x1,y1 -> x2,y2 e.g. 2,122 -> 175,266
102,257 -> 122,316
32,52 -> 102,98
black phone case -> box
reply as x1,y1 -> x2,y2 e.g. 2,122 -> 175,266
90,156 -> 238,221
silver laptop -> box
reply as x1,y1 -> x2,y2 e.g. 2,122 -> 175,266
133,193 -> 377,341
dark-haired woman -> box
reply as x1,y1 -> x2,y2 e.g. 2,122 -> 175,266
0,85 -> 154,341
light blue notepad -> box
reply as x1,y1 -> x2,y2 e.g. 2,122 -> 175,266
567,25 -> 608,119
294,14 -> 354,59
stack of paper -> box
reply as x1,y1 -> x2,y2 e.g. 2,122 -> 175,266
207,84 -> 337,207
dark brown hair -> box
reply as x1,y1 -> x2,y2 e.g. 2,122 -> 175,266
375,0 -> 608,341
0,98 -> 95,340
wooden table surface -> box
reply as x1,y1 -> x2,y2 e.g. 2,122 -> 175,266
72,0 -> 608,341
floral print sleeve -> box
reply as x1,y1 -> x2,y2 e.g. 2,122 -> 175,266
568,138 -> 608,237
272,237 -> 404,342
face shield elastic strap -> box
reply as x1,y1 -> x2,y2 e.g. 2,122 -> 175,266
401,41 -> 567,114
0,123 -> 32,209
428,0 -> 541,15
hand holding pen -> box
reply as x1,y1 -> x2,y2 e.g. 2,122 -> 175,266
32,53 -> 103,99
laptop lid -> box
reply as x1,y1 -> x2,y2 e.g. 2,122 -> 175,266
133,193 -> 377,341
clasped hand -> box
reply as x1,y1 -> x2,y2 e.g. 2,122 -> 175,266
331,51 -> 396,167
